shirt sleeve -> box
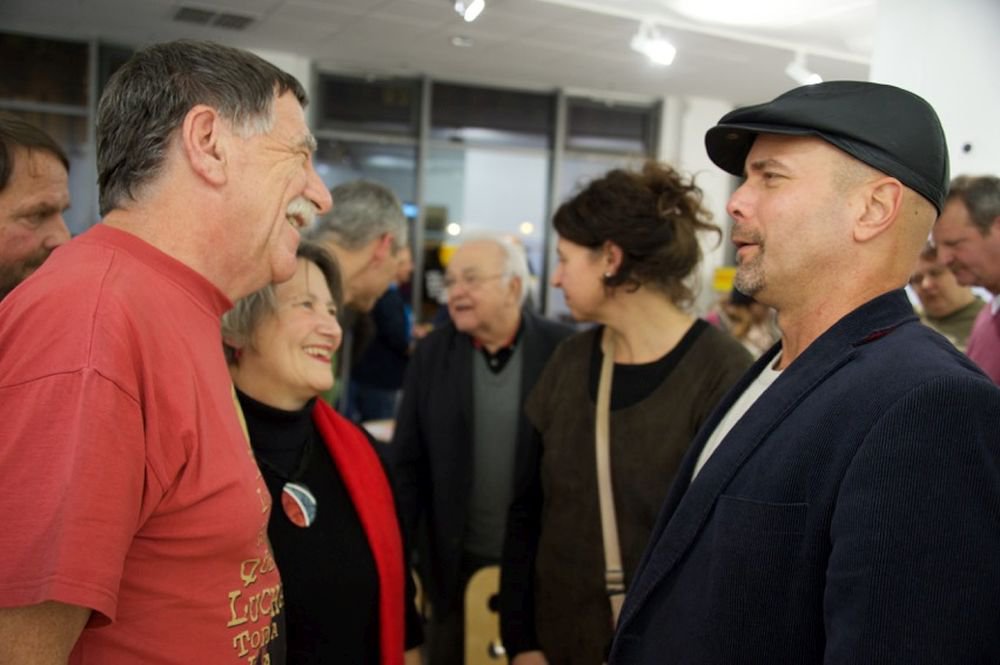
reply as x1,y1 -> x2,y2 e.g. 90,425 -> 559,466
0,368 -> 146,623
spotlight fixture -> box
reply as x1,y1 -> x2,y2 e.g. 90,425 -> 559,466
630,21 -> 676,66
454,0 -> 485,22
785,51 -> 822,85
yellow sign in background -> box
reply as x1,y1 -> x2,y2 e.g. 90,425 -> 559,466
713,266 -> 737,293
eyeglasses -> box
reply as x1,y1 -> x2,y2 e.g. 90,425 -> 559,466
443,272 -> 508,291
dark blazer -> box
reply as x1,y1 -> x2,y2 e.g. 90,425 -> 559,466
610,290 -> 1000,665
352,284 -> 411,390
390,309 -> 573,613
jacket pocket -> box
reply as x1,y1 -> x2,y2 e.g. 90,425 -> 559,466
714,494 -> 808,536
704,495 -> 818,650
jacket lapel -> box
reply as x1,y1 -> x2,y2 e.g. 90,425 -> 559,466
617,289 -> 918,629
516,311 -> 544,451
452,328 -> 476,495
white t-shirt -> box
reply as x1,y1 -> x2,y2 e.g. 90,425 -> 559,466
691,356 -> 783,482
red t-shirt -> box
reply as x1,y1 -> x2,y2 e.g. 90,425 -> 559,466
0,224 -> 285,664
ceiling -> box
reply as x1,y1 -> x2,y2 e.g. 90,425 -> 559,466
1,0 -> 874,106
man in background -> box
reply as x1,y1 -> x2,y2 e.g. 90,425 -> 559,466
305,179 -> 408,409
0,112 -> 70,301
392,236 -> 572,665
0,40 -> 331,663
909,242 -> 985,350
349,245 -> 415,423
306,179 -> 407,313
933,174 -> 1000,382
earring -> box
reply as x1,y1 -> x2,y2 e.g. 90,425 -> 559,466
604,272 -> 614,278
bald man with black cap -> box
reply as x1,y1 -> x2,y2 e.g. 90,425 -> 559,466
609,82 -> 1000,665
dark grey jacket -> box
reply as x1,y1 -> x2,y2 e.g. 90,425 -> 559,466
390,309 -> 573,613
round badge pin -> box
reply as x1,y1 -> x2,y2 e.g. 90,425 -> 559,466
281,482 -> 317,528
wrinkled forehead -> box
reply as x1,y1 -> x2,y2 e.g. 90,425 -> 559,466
934,205 -> 977,238
449,241 -> 504,272
745,133 -> 847,167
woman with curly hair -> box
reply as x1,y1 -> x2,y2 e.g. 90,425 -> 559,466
500,162 -> 753,665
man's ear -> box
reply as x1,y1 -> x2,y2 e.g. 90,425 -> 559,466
181,104 -> 229,187
371,233 -> 394,264
989,215 -> 1000,238
854,177 -> 903,243
507,274 -> 524,304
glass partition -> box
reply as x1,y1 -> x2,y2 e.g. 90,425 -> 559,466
424,145 -> 550,320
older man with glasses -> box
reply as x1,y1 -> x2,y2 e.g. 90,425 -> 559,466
390,235 -> 573,665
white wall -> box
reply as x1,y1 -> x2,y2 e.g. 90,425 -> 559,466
871,0 -> 1000,178
461,147 -> 549,273
250,48 -> 312,96
660,95 -> 736,315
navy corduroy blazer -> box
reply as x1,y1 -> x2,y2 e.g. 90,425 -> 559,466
611,289 -> 1000,665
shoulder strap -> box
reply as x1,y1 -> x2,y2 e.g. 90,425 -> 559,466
595,331 -> 625,627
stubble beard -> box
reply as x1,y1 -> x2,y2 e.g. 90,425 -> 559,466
0,248 -> 52,301
734,248 -> 765,297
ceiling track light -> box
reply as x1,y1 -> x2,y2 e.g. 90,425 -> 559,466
785,51 -> 822,85
454,0 -> 485,22
630,21 -> 676,66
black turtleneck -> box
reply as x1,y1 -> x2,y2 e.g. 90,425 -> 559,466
236,389 -> 380,665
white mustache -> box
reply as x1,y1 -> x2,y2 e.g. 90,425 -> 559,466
286,197 -> 317,230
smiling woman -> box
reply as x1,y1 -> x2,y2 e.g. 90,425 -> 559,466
221,241 -> 423,664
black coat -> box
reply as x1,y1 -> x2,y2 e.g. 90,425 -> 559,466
390,309 -> 573,613
610,290 -> 1000,664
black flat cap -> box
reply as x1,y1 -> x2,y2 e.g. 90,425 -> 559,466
705,81 -> 950,213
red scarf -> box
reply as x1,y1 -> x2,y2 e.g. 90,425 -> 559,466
312,400 -> 404,665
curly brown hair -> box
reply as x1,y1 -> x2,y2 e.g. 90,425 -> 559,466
553,161 -> 720,306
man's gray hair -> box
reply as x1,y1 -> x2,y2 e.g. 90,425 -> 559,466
305,180 -> 407,251
945,175 -> 1000,236
460,234 -> 531,306
97,39 -> 307,215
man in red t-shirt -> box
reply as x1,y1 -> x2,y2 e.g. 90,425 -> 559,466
0,40 -> 332,664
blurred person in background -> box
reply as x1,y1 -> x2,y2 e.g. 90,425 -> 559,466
306,179 -> 407,313
499,162 -> 753,665
349,246 -> 416,424
392,235 -> 573,665
932,174 -> 1000,382
908,242 -> 985,351
305,179 -> 408,409
0,112 -> 70,301
705,286 -> 780,358
223,242 -> 422,665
